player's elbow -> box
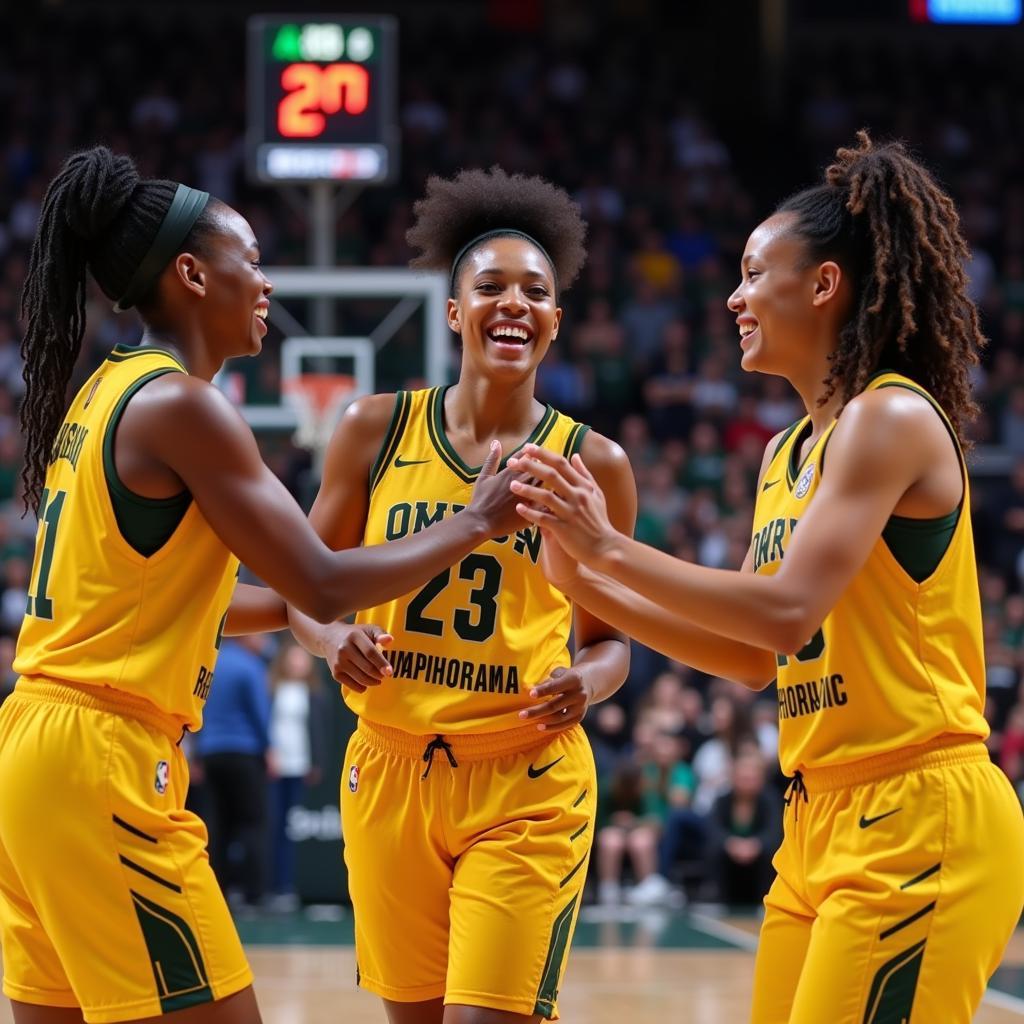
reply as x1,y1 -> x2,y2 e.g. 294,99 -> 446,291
288,581 -> 343,625
773,614 -> 821,658
768,599 -> 819,658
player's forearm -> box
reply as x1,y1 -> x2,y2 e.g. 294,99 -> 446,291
224,583 -> 289,635
572,636 -> 630,705
566,568 -> 776,690
591,534 -> 808,655
285,603 -> 346,659
310,510 -> 491,622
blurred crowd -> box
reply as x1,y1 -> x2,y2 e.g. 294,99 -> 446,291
1,5 -> 1023,909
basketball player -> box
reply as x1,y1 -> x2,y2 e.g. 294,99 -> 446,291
508,132 -> 1024,1023
287,168 -> 637,1023
0,148 -> 525,1024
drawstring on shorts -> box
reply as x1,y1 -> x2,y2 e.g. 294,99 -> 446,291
783,770 -> 809,821
421,734 -> 459,779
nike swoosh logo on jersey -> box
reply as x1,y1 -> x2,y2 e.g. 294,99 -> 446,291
762,479 -> 780,491
394,455 -> 430,468
859,808 -> 902,829
527,755 -> 565,779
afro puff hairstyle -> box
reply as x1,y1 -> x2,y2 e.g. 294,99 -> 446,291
406,167 -> 587,296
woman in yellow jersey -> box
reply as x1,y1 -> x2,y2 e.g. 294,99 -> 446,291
0,148 -> 524,1024
509,132 -> 1024,1023
286,168 -> 637,1024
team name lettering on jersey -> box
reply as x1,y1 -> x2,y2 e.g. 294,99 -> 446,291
777,674 -> 847,720
49,421 -> 89,471
384,501 -> 542,563
192,663 -> 214,701
751,516 -> 798,572
384,648 -> 520,695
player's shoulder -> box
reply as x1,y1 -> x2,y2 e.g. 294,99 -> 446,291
338,391 -> 402,442
579,428 -> 632,479
121,371 -> 238,433
321,391 -> 406,483
833,385 -> 948,457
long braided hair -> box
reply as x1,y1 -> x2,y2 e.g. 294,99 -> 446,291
19,146 -> 215,513
777,130 -> 985,444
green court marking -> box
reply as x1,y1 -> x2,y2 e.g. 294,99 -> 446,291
235,909 -> 737,950
233,910 -> 1024,1014
237,912 -> 354,946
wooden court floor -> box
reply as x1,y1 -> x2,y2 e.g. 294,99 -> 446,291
2,912 -> 1022,1022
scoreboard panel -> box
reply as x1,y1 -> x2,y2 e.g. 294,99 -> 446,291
247,15 -> 398,184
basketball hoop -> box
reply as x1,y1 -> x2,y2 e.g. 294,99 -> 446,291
282,373 -> 355,462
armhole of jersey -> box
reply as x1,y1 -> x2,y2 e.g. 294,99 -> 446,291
102,368 -> 193,558
873,381 -> 965,584
563,422 -> 591,458
872,380 -> 966,499
368,391 -> 410,495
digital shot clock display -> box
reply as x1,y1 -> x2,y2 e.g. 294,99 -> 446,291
247,15 -> 398,184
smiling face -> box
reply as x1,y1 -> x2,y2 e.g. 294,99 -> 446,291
727,211 -> 846,380
189,204 -> 272,360
448,236 -> 561,384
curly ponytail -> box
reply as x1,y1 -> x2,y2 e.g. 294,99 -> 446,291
777,130 -> 985,444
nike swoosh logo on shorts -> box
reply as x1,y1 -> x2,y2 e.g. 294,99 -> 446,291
527,755 -> 565,779
394,455 -> 430,468
859,808 -> 902,829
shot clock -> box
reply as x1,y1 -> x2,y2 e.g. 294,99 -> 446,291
247,15 -> 399,184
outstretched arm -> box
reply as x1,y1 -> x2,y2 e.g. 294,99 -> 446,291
127,378 -> 525,624
511,388 -> 958,655
563,557 -> 777,689
224,583 -> 288,636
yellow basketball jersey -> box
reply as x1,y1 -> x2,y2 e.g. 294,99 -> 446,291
14,344 -> 239,732
351,386 -> 590,735
751,371 -> 988,776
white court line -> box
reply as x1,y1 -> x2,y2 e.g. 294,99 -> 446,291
689,913 -> 1024,1016
687,912 -> 759,952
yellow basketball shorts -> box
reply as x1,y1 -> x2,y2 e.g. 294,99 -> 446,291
0,679 -> 252,1022
341,718 -> 596,1019
751,736 -> 1024,1024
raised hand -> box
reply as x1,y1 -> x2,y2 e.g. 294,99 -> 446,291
518,666 -> 593,732
467,440 -> 528,538
321,622 -> 394,694
507,445 -> 620,567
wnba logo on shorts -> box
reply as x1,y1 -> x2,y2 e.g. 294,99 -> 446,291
154,760 -> 169,795
349,765 -> 360,793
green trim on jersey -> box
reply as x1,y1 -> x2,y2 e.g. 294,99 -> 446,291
427,386 -> 558,483
874,380 -> 964,584
563,422 -> 591,458
773,418 -> 805,461
369,391 -> 411,494
108,344 -> 187,370
786,419 -> 815,487
103,368 -> 192,557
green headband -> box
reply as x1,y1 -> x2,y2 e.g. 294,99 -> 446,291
114,183 -> 210,312
449,228 -> 556,292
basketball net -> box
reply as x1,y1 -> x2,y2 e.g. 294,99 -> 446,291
282,373 -> 355,465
